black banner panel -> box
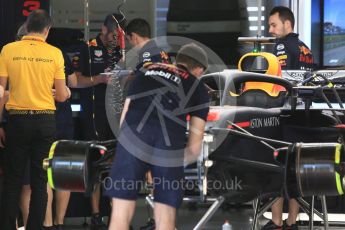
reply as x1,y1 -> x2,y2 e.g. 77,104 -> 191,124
0,0 -> 50,48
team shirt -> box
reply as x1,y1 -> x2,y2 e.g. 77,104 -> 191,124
136,39 -> 170,70
0,35 -> 65,110
77,34 -> 120,108
273,33 -> 314,70
125,63 -> 209,143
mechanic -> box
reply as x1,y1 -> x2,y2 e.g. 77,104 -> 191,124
125,18 -> 170,70
263,6 -> 315,230
0,9 -> 70,230
20,51 -> 77,230
74,12 -> 126,229
105,43 -> 209,230
269,6 -> 314,72
125,18 -> 171,189
11,22 -> 77,230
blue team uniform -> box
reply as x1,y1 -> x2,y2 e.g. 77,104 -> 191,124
273,33 -> 314,70
136,39 -> 170,70
105,63 -> 209,208
77,35 -> 121,140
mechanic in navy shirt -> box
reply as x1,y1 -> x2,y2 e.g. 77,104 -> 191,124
123,18 -> 171,98
269,6 -> 314,71
76,13 -> 125,141
264,6 -> 314,230
74,13 -> 126,229
105,43 -> 209,230
125,18 -> 170,70
124,18 -> 172,187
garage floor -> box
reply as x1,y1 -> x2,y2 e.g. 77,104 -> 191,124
56,197 -> 345,230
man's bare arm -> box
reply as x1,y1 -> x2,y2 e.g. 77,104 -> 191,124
67,72 -> 78,88
184,116 -> 206,165
74,72 -> 110,88
120,98 -> 131,127
54,79 -> 70,102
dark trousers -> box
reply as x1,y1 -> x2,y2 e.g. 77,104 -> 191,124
0,114 -> 56,230
80,107 -> 115,141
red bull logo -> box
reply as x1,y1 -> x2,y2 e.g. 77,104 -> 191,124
88,39 -> 97,47
299,54 -> 314,64
299,45 -> 312,55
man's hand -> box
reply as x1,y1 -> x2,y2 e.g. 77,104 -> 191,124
52,89 -> 56,99
93,74 -> 111,84
184,116 -> 206,166
53,87 -> 71,101
74,72 -> 110,88
65,86 -> 71,99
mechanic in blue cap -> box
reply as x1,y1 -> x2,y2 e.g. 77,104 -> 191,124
105,43 -> 209,230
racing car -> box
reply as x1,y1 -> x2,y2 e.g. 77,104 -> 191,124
201,69 -> 345,202
44,69 -> 345,199
42,33 -> 345,229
